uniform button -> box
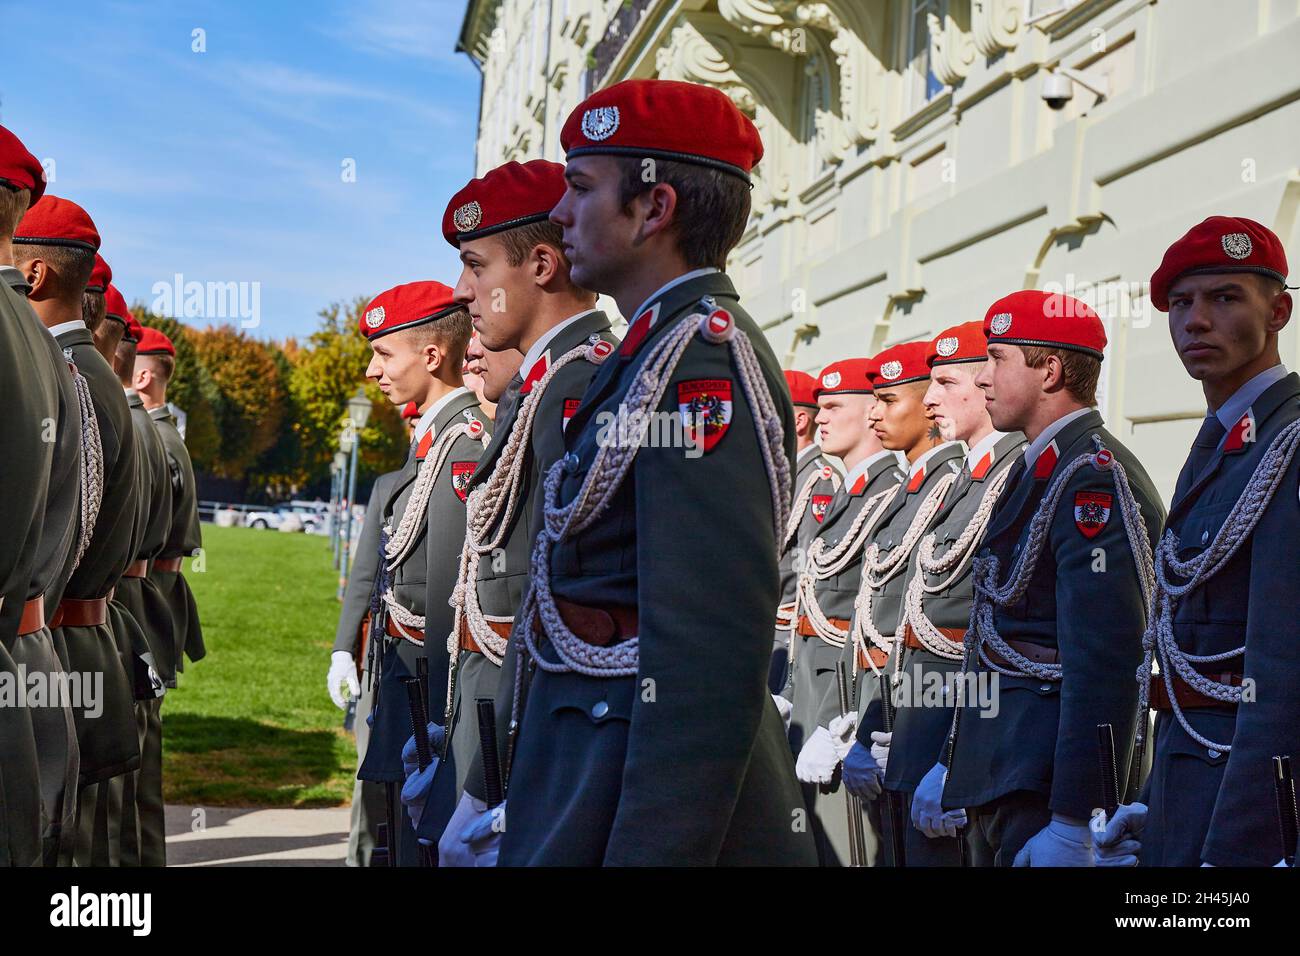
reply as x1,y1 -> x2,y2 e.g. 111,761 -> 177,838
591,700 -> 609,719
1200,530 -> 1209,545
1207,748 -> 1221,759
563,452 -> 580,474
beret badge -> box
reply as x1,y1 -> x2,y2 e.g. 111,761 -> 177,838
880,360 -> 903,381
936,336 -> 959,357
1221,232 -> 1252,260
821,371 -> 841,389
365,306 -> 386,329
453,201 -> 483,233
990,312 -> 1013,335
580,106 -> 620,142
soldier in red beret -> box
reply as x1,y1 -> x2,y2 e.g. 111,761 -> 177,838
916,290 -> 1164,866
769,369 -> 843,694
0,124 -> 69,866
1096,218 -> 1299,867
13,193 -> 147,866
491,78 -> 814,865
85,253 -> 118,362
784,357 -> 902,866
351,281 -> 490,867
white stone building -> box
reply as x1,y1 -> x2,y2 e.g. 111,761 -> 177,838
456,0 -> 1300,500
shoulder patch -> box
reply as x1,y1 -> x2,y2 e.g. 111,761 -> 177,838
451,461 -> 476,502
811,494 -> 832,523
678,378 -> 732,454
562,398 -> 582,432
1073,490 -> 1112,539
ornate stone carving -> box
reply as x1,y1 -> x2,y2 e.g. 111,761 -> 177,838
928,8 -> 977,88
971,0 -> 1023,57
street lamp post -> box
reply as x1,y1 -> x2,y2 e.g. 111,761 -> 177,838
337,387 -> 372,600
331,451 -> 348,567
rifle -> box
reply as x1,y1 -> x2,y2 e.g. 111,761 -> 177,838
834,661 -> 867,866
402,676 -> 437,867
942,655 -> 969,867
1273,755 -> 1298,867
1097,723 -> 1120,821
477,698 -> 505,809
876,670 -> 907,868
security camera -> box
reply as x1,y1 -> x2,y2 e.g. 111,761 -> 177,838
1042,72 -> 1074,110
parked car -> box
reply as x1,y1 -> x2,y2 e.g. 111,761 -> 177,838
245,501 -> 327,532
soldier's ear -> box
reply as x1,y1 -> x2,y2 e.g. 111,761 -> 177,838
636,181 -> 679,242
1266,287 -> 1292,335
21,256 -> 48,297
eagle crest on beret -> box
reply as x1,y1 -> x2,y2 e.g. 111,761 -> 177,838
581,106 -> 620,142
365,306 -> 386,329
821,371 -> 841,389
936,336 -> 959,357
453,201 -> 483,233
1221,232 -> 1252,260
880,360 -> 903,380
990,312 -> 1013,335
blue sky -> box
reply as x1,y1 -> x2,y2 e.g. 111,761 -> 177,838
3,0 -> 482,341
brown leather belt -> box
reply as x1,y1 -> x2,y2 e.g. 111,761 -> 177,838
18,596 -> 45,635
385,616 -> 424,644
1150,670 -> 1242,712
122,559 -> 148,579
154,557 -> 184,573
796,615 -> 887,669
50,596 -> 109,629
982,638 -> 1060,671
555,598 -> 638,647
859,646 -> 888,670
902,622 -> 966,652
458,617 -> 513,654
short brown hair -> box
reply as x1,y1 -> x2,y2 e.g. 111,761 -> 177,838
398,306 -> 473,370
140,352 -> 175,384
496,220 -> 567,268
615,157 -> 751,270
0,186 -> 31,239
12,242 -> 95,300
1020,345 -> 1100,406
82,290 -> 106,332
113,336 -> 137,386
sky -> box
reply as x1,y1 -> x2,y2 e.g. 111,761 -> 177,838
2,0 -> 483,342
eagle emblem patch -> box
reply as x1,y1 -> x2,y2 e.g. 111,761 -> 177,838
365,306 -> 385,329
880,360 -> 903,381
453,201 -> 483,233
936,336 -> 959,357
1074,491 -> 1112,539
811,494 -> 833,523
821,371 -> 842,389
1221,232 -> 1252,260
562,398 -> 582,431
678,378 -> 732,454
990,312 -> 1013,335
451,461 -> 476,502
581,106 -> 620,141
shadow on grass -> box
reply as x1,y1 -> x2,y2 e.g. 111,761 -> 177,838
163,713 -> 355,808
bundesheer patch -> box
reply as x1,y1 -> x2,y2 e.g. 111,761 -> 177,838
1074,490 -> 1112,539
562,398 -> 582,431
1221,232 -> 1252,260
990,312 -> 1013,335
821,371 -> 842,389
451,461 -> 476,502
936,336 -> 959,357
880,360 -> 903,381
678,378 -> 732,454
581,105 -> 620,141
365,306 -> 386,329
453,200 -> 483,233
811,494 -> 832,523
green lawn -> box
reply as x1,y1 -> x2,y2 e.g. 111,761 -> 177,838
163,524 -> 357,807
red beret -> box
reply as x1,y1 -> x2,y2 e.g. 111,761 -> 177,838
0,125 -> 45,204
783,370 -> 819,407
927,321 -> 987,367
442,160 -> 566,247
124,313 -> 145,345
869,342 -> 933,388
104,283 -> 130,328
401,401 -> 420,420
13,194 -> 100,252
983,289 -> 1106,360
86,253 -> 112,293
561,79 -> 763,181
1149,216 -> 1289,311
360,281 -> 461,341
137,325 -> 175,356
815,358 -> 875,398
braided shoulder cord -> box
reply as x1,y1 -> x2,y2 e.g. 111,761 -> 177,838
966,437 -> 1154,683
512,309 -> 792,700
789,484 -> 900,652
68,361 -> 103,572
900,463 -> 1016,661
850,472 -> 956,674
1136,418 -> 1300,754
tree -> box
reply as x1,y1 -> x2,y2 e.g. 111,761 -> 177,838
189,324 -> 287,479
134,306 -> 222,469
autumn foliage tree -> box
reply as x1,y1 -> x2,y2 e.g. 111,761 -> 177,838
189,325 -> 286,479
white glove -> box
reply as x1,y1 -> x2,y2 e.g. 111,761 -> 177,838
826,712 -> 858,761
869,730 -> 891,773
795,726 -> 841,784
438,792 -> 504,867
1090,802 -> 1146,867
911,761 -> 967,839
327,650 -> 360,709
772,694 -> 793,735
1013,817 -> 1094,867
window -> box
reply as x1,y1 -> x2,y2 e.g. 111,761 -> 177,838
906,0 -> 945,114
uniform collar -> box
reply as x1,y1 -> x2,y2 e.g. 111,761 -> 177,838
147,404 -> 171,421
519,308 -> 598,394
965,430 -> 1007,476
0,264 -> 30,295
124,388 -> 143,408
1211,363 -> 1288,434
628,268 -> 719,327
1023,407 -> 1093,471
49,318 -> 88,339
413,385 -> 471,443
844,448 -> 894,493
797,443 -> 823,467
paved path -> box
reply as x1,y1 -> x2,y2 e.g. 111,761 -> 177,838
164,805 -> 350,867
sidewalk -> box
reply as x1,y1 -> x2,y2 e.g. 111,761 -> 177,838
164,804 -> 350,867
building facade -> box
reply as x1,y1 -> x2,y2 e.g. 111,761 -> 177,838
456,0 -> 1300,501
